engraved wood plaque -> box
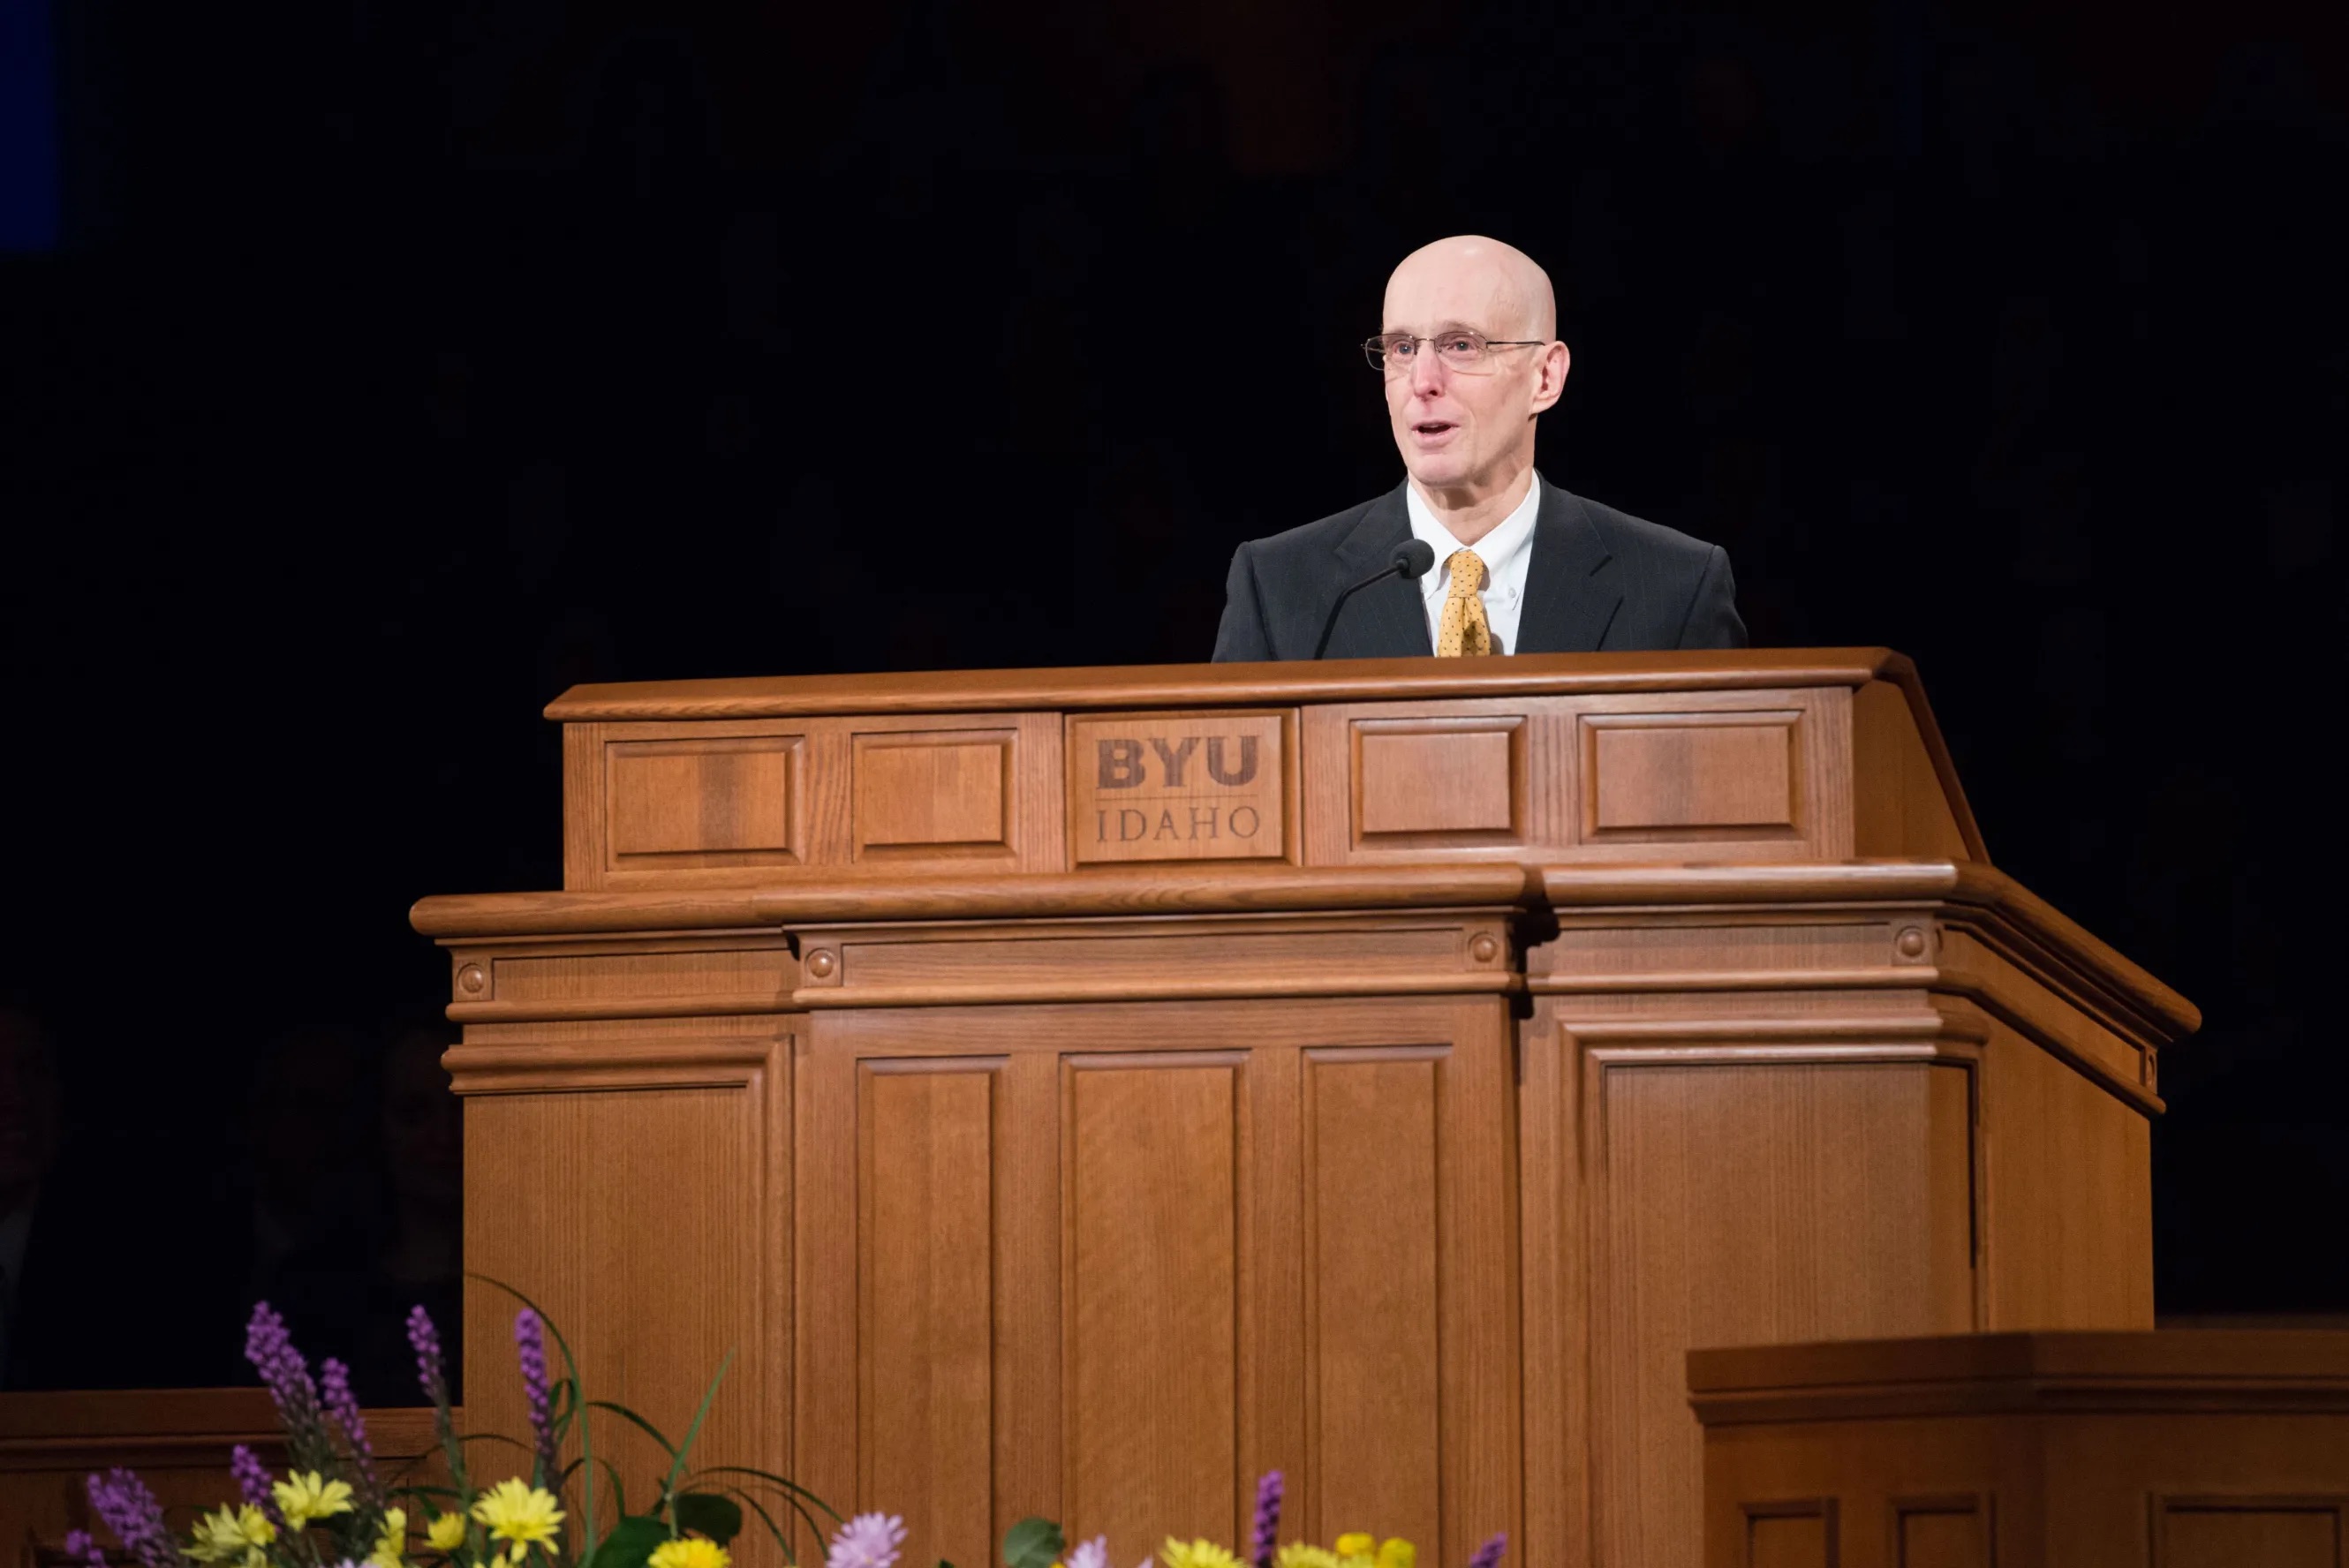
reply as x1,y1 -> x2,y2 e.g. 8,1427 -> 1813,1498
1067,710 -> 1291,863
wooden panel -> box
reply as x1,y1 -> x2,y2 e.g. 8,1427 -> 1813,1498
853,728 -> 1016,860
581,719 -> 816,886
1592,1060 -> 1974,1568
1747,1506 -> 1835,1568
1295,687 -> 1853,866
1696,1336 -> 2349,1568
1352,716 -> 1525,845
465,1076 -> 774,1550
1515,999 -> 1582,1568
1851,681 -> 1971,860
1304,1050 -> 1443,1551
577,711 -> 1065,881
861,1063 -> 998,1568
1980,1021 -> 2154,1331
0,1395 -> 442,1568
548,648 -> 1917,719
1069,710 -> 1294,865
488,945 -> 793,1007
817,920 -> 1493,1004
1582,711 -> 1801,840
1302,698 -> 1560,865
566,720 -> 607,888
1065,1056 -> 1242,1563
994,1052 -> 1066,1538
2158,1501 -> 2344,1568
609,735 -> 802,867
789,997 -> 1511,1565
1896,1500 -> 1989,1568
1435,1007 -> 1524,1568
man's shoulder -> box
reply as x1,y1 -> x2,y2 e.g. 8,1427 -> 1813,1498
1556,486 -> 1723,571
1234,492 -> 1394,568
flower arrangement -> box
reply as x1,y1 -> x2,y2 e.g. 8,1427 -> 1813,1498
75,1292 -> 850,1568
986,1471 -> 1507,1568
72,1300 -> 1502,1568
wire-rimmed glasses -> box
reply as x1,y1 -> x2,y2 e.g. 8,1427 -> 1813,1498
1363,328 -> 1545,374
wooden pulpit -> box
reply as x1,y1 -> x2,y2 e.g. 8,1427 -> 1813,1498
411,651 -> 2197,1568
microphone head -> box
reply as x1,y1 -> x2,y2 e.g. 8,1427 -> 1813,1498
1392,539 -> 1438,580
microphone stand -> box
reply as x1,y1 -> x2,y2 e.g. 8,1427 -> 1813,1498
1313,541 -> 1437,659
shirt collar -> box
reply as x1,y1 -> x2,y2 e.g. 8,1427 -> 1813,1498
1405,472 -> 1542,597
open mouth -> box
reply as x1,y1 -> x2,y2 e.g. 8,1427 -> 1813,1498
1412,420 -> 1456,437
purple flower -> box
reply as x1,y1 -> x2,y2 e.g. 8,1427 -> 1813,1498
244,1301 -> 326,1454
85,1469 -> 175,1568
230,1444 -> 283,1526
824,1512 -> 907,1568
64,1530 -> 107,1568
514,1309 -> 557,1480
406,1305 -> 449,1408
1465,1534 -> 1507,1568
1065,1539 -> 1108,1568
320,1357 -> 381,1501
1251,1471 -> 1283,1568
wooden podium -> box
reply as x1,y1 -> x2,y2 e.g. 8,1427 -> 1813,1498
411,651 -> 2197,1568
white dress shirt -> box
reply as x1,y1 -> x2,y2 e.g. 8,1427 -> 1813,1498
1406,472 -> 1542,654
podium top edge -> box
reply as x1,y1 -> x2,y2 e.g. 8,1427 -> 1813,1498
543,647 -> 1910,720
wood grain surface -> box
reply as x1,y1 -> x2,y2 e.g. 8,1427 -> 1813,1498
418,654 -> 2199,1568
544,649 -> 1917,719
1693,1331 -> 2349,1568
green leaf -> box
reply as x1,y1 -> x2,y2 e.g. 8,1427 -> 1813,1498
678,1466 -> 840,1520
660,1351 -> 735,1521
692,1483 -> 800,1566
1001,1518 -> 1064,1568
561,1457 -> 631,1521
587,1400 -> 680,1459
587,1516 -> 670,1568
672,1496 -> 744,1547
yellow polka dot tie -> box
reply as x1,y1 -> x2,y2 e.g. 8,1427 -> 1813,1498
1435,549 -> 1492,657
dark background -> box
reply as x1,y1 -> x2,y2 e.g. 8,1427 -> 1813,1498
0,0 -> 2343,1399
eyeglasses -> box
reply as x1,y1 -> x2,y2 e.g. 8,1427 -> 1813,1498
1363,328 -> 1546,374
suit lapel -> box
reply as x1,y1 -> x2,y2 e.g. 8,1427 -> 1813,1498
1325,482 -> 1433,658
1514,480 -> 1623,653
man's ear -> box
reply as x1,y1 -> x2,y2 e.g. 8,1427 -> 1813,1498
1529,341 -> 1571,414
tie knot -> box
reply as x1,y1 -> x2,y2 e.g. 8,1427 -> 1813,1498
1446,549 -> 1488,593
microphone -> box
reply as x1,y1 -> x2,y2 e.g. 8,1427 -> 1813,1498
1313,539 -> 1439,660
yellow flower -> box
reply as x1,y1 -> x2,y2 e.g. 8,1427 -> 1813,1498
273,1473 -> 356,1531
1159,1542 -> 1240,1568
1333,1538 -> 1375,1561
426,1514 -> 469,1555
472,1480 -> 566,1552
367,1506 -> 410,1568
1373,1542 -> 1415,1568
189,1504 -> 276,1566
1275,1549 -> 1341,1568
647,1541 -> 729,1568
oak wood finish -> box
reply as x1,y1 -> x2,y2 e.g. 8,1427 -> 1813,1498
417,653 -> 2194,1568
1691,1331 -> 2349,1568
0,1394 -> 441,1568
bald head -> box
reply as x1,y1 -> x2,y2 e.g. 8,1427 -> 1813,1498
1377,236 -> 1571,528
1385,235 -> 1557,341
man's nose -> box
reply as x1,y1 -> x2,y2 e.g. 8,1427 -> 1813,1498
1409,345 -> 1447,396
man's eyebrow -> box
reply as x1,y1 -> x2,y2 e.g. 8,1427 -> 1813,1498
1380,320 -> 1490,335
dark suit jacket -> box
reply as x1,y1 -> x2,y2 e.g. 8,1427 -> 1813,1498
1212,478 -> 1746,660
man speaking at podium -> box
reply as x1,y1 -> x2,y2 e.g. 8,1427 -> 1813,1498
1212,235 -> 1746,660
